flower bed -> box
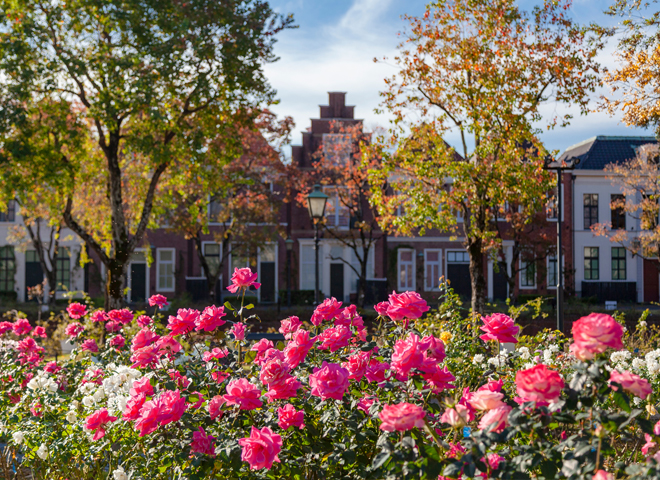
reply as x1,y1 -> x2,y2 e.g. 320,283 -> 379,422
0,268 -> 659,479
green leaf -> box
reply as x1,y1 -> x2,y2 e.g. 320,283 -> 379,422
244,303 -> 254,310
224,301 -> 235,311
372,451 -> 390,470
612,390 -> 631,413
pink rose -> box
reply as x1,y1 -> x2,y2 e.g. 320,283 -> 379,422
105,321 -> 122,333
65,322 -> 85,338
81,339 -> 99,353
12,318 -> 32,336
239,426 -> 282,470
391,333 -> 425,377
310,297 -> 343,326
108,309 -> 134,325
284,329 -> 316,368
571,313 -> 624,360
187,391 -> 205,409
44,361 -> 61,374
230,322 -> 246,341
478,379 -> 503,392
422,365 -> 456,393
208,395 -> 226,420
309,362 -> 350,401
131,328 -> 160,352
478,405 -> 511,433
374,301 -> 390,317
334,305 -> 364,330
380,402 -> 426,432
468,390 -> 506,411
592,471 -> 614,480
260,359 -> 292,388
148,294 -> 169,308
277,404 -> 305,430
32,326 -> 47,338
123,393 -> 146,421
130,345 -> 161,368
486,453 -> 504,471
134,400 -> 160,436
155,335 -> 182,357
136,315 -> 152,328
0,321 -> 14,335
223,378 -> 263,410
441,404 -> 471,428
279,316 -> 302,339
365,360 -> 390,384
342,350 -> 371,381
130,377 -> 154,397
479,313 -> 519,344
420,335 -> 446,362
317,324 -> 352,352
203,347 -> 228,362
264,376 -> 302,402
358,396 -> 376,414
643,434 -> 657,455
108,335 -> 125,349
66,302 -> 87,320
227,267 -> 261,294
609,370 -> 653,399
190,427 -> 215,456
85,408 -> 117,441
90,310 -> 107,323
515,364 -> 564,405
167,309 -> 199,336
654,419 -> 660,436
386,291 -> 429,322
196,305 -> 226,332
156,390 -> 186,426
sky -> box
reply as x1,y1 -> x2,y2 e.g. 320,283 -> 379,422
263,0 -> 653,158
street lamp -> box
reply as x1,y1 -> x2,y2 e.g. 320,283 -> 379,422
306,184 -> 328,304
544,156 -> 579,333
285,236 -> 294,307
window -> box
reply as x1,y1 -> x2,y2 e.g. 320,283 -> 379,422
447,251 -> 469,263
0,246 -> 15,293
55,248 -> 70,291
547,256 -> 557,289
520,258 -> 536,288
0,200 -> 15,222
323,187 -> 350,228
547,188 -> 558,220
610,194 -> 626,230
584,247 -> 599,280
322,134 -> 352,165
397,249 -> 415,290
300,244 -> 323,290
612,247 -> 626,280
202,243 -> 221,277
157,248 -> 175,291
424,249 -> 442,291
584,194 -> 598,229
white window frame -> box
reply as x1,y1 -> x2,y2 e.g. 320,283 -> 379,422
424,249 -> 442,291
519,257 -> 536,289
322,186 -> 350,229
397,248 -> 415,291
156,248 -> 176,292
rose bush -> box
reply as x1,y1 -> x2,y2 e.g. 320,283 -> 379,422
1,273 -> 660,479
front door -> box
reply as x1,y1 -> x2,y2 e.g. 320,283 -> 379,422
260,262 -> 276,303
129,263 -> 147,303
330,263 -> 344,301
493,261 -> 508,301
25,251 -> 44,299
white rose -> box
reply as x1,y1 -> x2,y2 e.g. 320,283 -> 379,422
93,388 -> 105,402
36,444 -> 48,460
66,410 -> 77,423
113,466 -> 129,480
47,380 -> 59,393
12,431 -> 25,445
82,396 -> 95,407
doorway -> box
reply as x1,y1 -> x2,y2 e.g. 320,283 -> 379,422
25,250 -> 44,299
330,263 -> 344,301
127,251 -> 148,303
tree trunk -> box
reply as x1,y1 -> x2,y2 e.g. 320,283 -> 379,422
467,237 -> 486,314
105,260 -> 126,310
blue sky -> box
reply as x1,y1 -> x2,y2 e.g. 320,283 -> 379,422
264,0 -> 652,158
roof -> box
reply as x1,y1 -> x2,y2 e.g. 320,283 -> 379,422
558,135 -> 658,170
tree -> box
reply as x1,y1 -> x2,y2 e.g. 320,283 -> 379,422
0,0 -> 293,308
602,0 -> 660,135
162,109 -> 294,302
592,144 -> 660,262
368,0 -> 602,313
301,122 -> 385,308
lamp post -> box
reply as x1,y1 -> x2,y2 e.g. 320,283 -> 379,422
306,184 -> 329,304
285,236 -> 294,307
544,156 -> 579,333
